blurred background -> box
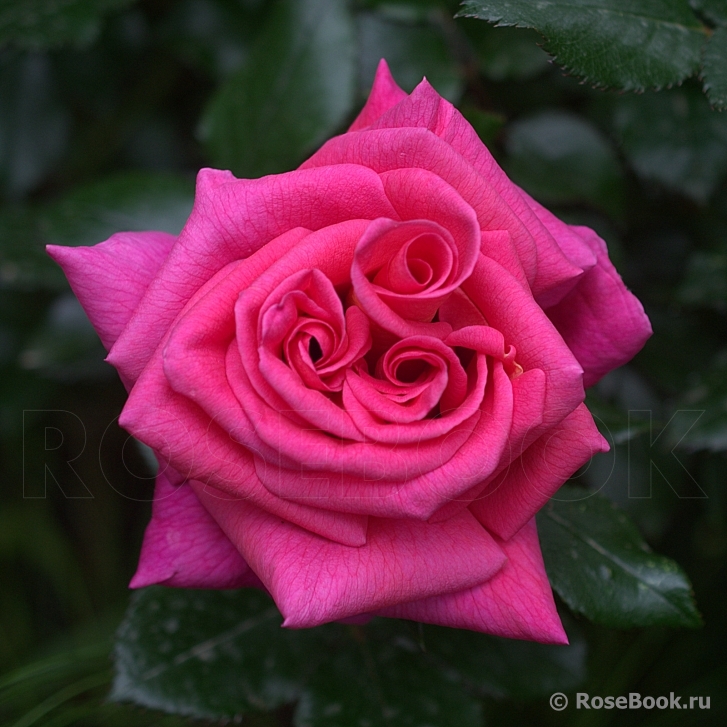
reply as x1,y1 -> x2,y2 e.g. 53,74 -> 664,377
0,0 -> 725,724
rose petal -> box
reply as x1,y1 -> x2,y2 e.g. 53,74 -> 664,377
343,340 -> 487,442
304,127 -> 576,295
306,83 -> 587,299
462,254 -> 584,428
368,79 -> 587,301
427,367 -> 547,522
194,483 -> 507,628
47,231 -> 175,354
378,518 -> 567,644
348,59 -> 408,131
471,403 -> 608,540
350,169 -> 481,337
479,229 -> 530,291
129,463 -> 259,589
545,226 -> 652,386
351,219 -> 455,335
257,361 -> 513,519
162,225 -> 366,447
120,340 -> 369,546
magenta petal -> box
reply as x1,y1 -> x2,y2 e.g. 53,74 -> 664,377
427,367 -> 547,523
472,403 -> 608,540
47,231 -> 175,353
546,226 -> 652,386
130,465 -> 259,589
194,483 -> 507,628
120,341 -> 369,546
463,254 -> 585,429
350,169 -> 481,337
378,519 -> 567,644
348,59 -> 407,131
109,165 -> 396,384
257,361 -> 514,519
364,80 -> 586,299
303,127 -> 555,292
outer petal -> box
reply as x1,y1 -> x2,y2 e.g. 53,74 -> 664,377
47,231 -> 176,353
129,464 -> 259,589
545,226 -> 652,387
518,188 -> 597,308
378,519 -> 567,644
471,403 -> 608,540
194,483 -> 507,628
349,59 -> 407,131
119,342 -> 370,547
108,165 -> 397,384
356,79 -> 587,300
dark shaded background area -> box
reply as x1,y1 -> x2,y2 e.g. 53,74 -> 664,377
0,0 -> 725,724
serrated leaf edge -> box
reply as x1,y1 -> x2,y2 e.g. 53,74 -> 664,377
456,1 -> 710,92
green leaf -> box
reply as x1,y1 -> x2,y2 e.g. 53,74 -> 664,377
294,621 -> 482,727
0,0 -> 135,49
458,0 -> 706,91
200,0 -> 356,178
358,9 -> 464,103
702,25 -> 727,110
0,172 -> 193,290
606,85 -> 727,203
537,486 -> 702,629
113,587 -> 584,723
504,110 -> 624,215
421,624 -> 586,700
112,589 -> 311,720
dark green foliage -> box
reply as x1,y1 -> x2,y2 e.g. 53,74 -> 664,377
538,487 -> 701,629
462,0 -> 727,109
702,25 -> 727,110
0,172 -> 193,290
112,587 -> 586,724
504,110 -> 624,214
459,0 -> 706,90
200,0 -> 357,177
0,0 -> 135,49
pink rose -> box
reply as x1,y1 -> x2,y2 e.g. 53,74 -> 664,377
49,61 -> 651,643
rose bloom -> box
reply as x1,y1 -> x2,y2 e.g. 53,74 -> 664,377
49,61 -> 651,643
